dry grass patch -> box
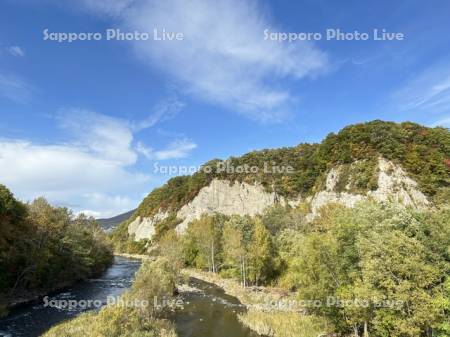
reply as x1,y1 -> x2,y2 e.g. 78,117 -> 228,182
184,269 -> 331,337
238,310 -> 329,337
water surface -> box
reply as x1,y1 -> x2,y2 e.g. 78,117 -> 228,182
0,256 -> 141,337
0,259 -> 261,337
175,278 -> 260,337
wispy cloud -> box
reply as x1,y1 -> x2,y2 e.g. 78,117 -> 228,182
136,138 -> 197,160
0,138 -> 149,217
78,192 -> 136,218
394,63 -> 450,113
0,73 -> 32,102
132,96 -> 185,131
58,108 -> 137,165
431,116 -> 450,128
8,46 -> 25,57
80,0 -> 134,17
80,0 -> 329,123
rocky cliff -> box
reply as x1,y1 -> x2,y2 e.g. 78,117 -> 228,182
306,157 -> 429,219
121,121 -> 449,242
128,157 -> 431,240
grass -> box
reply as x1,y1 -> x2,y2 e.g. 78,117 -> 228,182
238,310 -> 329,337
184,269 -> 331,337
41,305 -> 177,337
42,258 -> 179,337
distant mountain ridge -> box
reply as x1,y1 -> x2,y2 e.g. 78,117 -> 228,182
111,120 -> 450,243
97,210 -> 136,231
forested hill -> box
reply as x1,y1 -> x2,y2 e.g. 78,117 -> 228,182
97,209 -> 136,231
132,120 -> 450,221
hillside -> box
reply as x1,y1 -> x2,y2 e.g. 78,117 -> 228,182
96,209 -> 136,232
112,120 -> 450,245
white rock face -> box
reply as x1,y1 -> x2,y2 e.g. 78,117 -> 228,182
128,157 -> 430,240
368,157 -> 429,207
309,191 -> 365,216
128,212 -> 169,241
308,157 -> 429,218
128,179 -> 290,240
175,179 -> 283,233
325,167 -> 340,191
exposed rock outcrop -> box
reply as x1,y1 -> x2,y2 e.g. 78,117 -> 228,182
127,179 -> 290,240
128,212 -> 169,241
368,157 -> 429,207
128,157 -> 430,241
308,157 -> 429,218
175,179 -> 285,233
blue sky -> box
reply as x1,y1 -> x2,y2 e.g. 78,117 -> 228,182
1,0 -> 450,217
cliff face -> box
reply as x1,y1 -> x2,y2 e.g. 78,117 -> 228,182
128,157 -> 430,241
175,179 -> 284,233
128,211 -> 169,241
307,157 -> 429,219
369,157 -> 429,206
128,179 -> 297,240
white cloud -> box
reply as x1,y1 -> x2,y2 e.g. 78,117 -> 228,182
136,138 -> 197,160
58,108 -> 137,165
81,0 -> 328,122
0,73 -> 32,102
0,139 -> 148,217
77,209 -> 102,218
77,193 -> 136,218
394,63 -> 450,113
135,141 -> 152,158
0,109 -> 196,217
8,46 -> 25,57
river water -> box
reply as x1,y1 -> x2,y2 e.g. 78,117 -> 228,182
0,256 -> 141,337
0,257 -> 259,337
175,277 -> 259,337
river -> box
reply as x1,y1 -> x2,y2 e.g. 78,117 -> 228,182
175,277 -> 259,337
0,257 -> 259,337
0,256 -> 141,337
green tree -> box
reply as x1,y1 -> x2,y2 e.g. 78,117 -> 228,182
248,218 -> 275,286
183,215 -> 223,272
158,230 -> 184,274
222,218 -> 248,286
0,185 -> 113,313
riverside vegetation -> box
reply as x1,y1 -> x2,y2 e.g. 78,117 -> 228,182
0,185 -> 113,316
158,202 -> 450,337
42,258 -> 179,337
36,202 -> 450,337
111,121 -> 449,337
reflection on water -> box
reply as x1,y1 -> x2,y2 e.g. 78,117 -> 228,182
175,278 -> 260,337
0,256 -> 141,337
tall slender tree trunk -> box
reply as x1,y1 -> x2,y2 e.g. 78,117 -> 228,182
242,257 -> 247,288
211,241 -> 215,273
240,257 -> 244,287
363,321 -> 369,337
354,325 -> 359,337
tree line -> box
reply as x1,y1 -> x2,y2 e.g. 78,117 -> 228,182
0,185 -> 113,316
158,201 -> 450,337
